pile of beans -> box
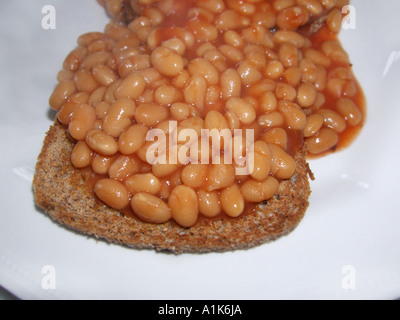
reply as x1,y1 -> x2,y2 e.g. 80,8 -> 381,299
49,0 -> 364,227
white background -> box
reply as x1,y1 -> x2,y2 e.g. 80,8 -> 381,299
0,0 -> 399,300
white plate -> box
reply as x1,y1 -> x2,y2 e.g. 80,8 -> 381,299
1,0 -> 399,300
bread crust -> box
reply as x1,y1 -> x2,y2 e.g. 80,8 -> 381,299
33,120 -> 311,254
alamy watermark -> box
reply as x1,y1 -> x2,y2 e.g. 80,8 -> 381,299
145,121 -> 255,176
342,5 -> 356,30
41,265 -> 56,290
41,5 -> 56,30
341,265 -> 356,290
41,4 -> 357,30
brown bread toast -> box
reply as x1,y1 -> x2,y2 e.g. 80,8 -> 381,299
33,120 -> 312,254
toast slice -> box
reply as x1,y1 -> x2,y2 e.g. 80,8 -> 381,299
33,120 -> 311,254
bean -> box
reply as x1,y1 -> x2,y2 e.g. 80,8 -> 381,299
306,128 -> 339,154
265,60 -> 284,79
168,185 -> 199,227
63,47 -> 87,71
105,0 -> 122,17
276,5 -> 309,30
114,73 -> 146,100
197,0 -> 226,13
151,47 -> 184,77
94,178 -> 130,210
104,22 -> 131,41
300,58 -> 318,83
135,103 -> 168,127
226,0 -> 256,15
273,0 -> 296,11
154,85 -> 180,105
268,144 -> 296,180
86,129 -> 119,156
128,16 -> 152,42
131,193 -> 171,224
57,69 -> 74,82
179,117 -> 204,137
197,189 -> 221,217
316,108 -> 347,133
326,8 -> 342,33
152,162 -> 181,178
278,42 -> 299,68
89,86 -> 107,107
181,164 -> 208,188
119,124 -> 149,155
297,82 -> 317,108
252,10 -> 277,29
237,61 -> 262,85
71,141 -> 92,168
125,173 -> 161,195
220,184 -> 245,218
204,110 -> 229,131
207,164 -> 235,191
274,30 -> 305,48
215,9 -> 251,30
283,67 -> 301,87
80,51 -> 111,70
225,111 -> 241,131
336,98 -> 363,126
103,98 -> 136,138
297,0 -> 323,16
304,48 -> 331,67
188,20 -> 219,42
258,111 -> 285,128
91,154 -> 115,175
275,82 -> 297,101
69,104 -> 96,141
161,38 -> 186,55
250,150 -> 271,182
261,128 -> 288,150
49,80 -> 76,110
188,58 -> 219,85
321,41 -> 350,64
108,155 -> 139,181
241,177 -> 280,202
226,97 -> 256,125
169,102 -> 190,121
57,91 -> 89,124
92,65 -> 117,86
184,74 -> 207,111
223,30 -> 243,48
303,114 -> 324,137
242,25 -> 273,47
278,101 -> 307,130
78,31 -> 105,47
220,68 -> 241,100
247,79 -> 276,97
142,7 -> 165,26
219,45 -> 244,63
315,66 -> 327,91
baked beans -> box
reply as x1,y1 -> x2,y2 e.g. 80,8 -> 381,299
51,0 -> 365,227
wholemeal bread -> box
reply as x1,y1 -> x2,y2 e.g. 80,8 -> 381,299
32,0 -> 325,254
33,119 -> 312,254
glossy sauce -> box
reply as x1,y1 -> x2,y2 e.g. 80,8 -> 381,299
307,26 -> 366,158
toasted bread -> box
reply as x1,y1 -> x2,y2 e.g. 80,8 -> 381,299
33,120 -> 311,254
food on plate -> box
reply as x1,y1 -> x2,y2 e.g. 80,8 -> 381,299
33,0 -> 365,253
